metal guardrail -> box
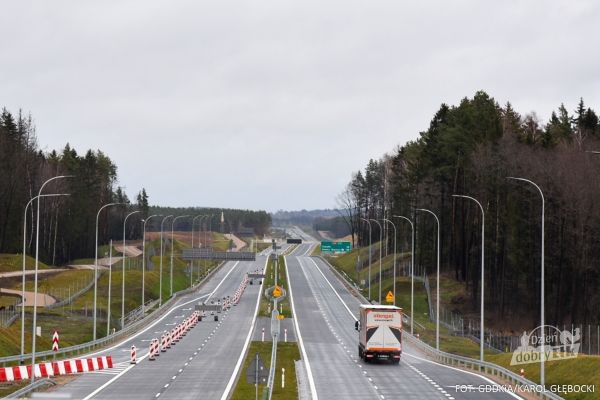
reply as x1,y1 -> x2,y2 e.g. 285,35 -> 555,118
403,333 -> 563,400
182,249 -> 256,261
4,377 -> 56,399
314,254 -> 564,400
0,262 -> 225,367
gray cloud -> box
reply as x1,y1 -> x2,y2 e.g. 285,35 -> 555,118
2,0 -> 599,211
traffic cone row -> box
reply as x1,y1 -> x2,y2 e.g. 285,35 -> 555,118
144,311 -> 200,361
233,277 -> 249,305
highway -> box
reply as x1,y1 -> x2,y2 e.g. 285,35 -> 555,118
45,254 -> 269,400
285,232 -> 522,400
35,230 -> 524,400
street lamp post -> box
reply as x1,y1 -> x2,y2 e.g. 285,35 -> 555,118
190,215 -> 204,287
453,194 -> 485,362
21,193 -> 68,361
369,219 -> 383,304
93,202 -> 123,341
199,215 -> 210,276
142,214 -> 161,314
204,215 -> 213,274
507,176 -> 545,388
159,215 -> 173,306
170,215 -> 190,297
106,240 -> 113,336
382,218 -> 397,306
394,215 -> 415,335
360,218 -> 372,301
121,210 -> 141,329
416,208 -> 441,350
31,175 -> 72,383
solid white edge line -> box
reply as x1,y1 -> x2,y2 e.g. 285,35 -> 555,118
219,257 -> 268,400
286,245 -> 319,400
311,256 -> 523,400
81,261 -> 242,399
207,261 -> 240,301
86,260 -> 241,359
307,257 -> 356,321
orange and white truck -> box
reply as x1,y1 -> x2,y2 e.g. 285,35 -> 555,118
355,305 -> 402,363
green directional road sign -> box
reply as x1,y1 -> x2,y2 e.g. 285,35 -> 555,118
321,241 -> 352,253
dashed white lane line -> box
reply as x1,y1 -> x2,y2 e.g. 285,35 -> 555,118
408,363 -> 454,399
298,256 -> 381,399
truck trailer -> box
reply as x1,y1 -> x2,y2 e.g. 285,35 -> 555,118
356,305 -> 402,363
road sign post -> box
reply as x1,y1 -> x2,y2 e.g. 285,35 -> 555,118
246,352 -> 268,400
320,241 -> 352,253
52,331 -> 59,352
386,291 -> 394,303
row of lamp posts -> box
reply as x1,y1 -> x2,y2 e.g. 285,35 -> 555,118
19,174 -> 216,383
358,176 -> 547,388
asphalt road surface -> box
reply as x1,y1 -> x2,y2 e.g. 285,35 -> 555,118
285,240 -> 522,400
45,255 -> 269,400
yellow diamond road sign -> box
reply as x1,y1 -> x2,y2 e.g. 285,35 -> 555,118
273,286 -> 282,298
386,291 -> 394,303
277,314 -> 284,320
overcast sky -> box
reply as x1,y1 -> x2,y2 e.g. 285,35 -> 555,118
2,1 -> 599,212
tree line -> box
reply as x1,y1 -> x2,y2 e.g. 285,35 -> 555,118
339,91 -> 600,329
0,107 -> 270,266
148,206 -> 271,237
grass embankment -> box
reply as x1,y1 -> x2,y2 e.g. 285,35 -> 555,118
259,256 -> 291,318
0,236 -> 221,356
487,354 -> 600,400
324,243 -> 600,399
230,341 -> 301,400
0,254 -> 50,273
256,242 -> 271,252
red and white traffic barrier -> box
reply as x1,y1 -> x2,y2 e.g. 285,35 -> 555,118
131,345 -> 137,364
0,356 -> 113,382
161,335 -> 168,352
149,339 -> 159,361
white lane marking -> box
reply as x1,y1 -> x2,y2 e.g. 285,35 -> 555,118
85,291 -> 208,360
403,352 -> 523,399
81,261 -> 242,399
206,261 -> 240,301
219,257 -> 268,400
87,260 -> 240,361
285,251 -> 319,400
306,258 -> 356,321
308,254 -> 520,399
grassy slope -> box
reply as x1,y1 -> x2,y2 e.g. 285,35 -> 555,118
0,253 -> 50,272
1,236 -> 221,355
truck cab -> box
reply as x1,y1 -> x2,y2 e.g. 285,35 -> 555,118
357,305 -> 402,364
